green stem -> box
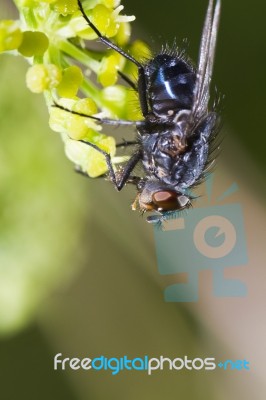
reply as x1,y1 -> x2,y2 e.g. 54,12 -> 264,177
22,8 -> 38,30
57,40 -> 100,73
47,45 -> 65,68
80,79 -> 99,99
80,81 -> 121,115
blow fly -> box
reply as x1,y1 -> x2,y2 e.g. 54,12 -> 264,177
57,0 -> 222,223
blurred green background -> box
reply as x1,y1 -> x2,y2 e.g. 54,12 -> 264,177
0,0 -> 266,399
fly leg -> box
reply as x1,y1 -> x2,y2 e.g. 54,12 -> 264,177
77,140 -> 142,191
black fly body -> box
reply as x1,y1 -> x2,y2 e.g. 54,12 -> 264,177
55,0 -> 221,223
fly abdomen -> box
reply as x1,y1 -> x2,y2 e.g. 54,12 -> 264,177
146,54 -> 196,118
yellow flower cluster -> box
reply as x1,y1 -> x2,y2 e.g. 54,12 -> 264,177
0,0 -> 151,177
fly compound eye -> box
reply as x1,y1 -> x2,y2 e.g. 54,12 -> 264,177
152,191 -> 189,211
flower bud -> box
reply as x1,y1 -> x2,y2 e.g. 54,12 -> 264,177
18,31 -> 49,57
57,65 -> 83,98
26,64 -> 62,93
0,20 -> 23,53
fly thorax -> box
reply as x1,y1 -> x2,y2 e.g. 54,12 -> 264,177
145,54 -> 196,118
